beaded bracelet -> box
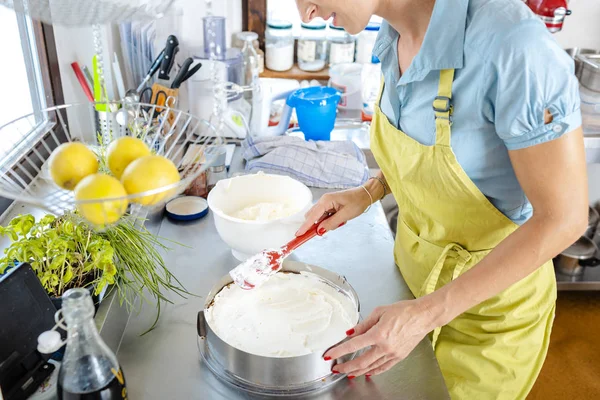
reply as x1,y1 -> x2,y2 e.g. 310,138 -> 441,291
369,176 -> 388,200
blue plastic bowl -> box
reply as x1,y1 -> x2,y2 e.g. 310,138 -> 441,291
287,87 -> 341,141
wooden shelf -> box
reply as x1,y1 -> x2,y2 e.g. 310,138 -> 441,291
260,65 -> 330,81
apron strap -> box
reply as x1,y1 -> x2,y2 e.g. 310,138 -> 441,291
433,69 -> 455,147
419,241 -> 471,349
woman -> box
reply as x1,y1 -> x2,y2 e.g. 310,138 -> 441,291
295,0 -> 588,398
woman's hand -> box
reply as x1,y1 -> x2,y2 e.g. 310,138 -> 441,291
323,299 -> 436,378
296,187 -> 373,236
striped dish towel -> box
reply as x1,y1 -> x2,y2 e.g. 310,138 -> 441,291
241,135 -> 369,189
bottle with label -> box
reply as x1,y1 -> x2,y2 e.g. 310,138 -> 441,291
57,288 -> 127,400
328,23 -> 356,66
362,55 -> 382,122
297,19 -> 328,72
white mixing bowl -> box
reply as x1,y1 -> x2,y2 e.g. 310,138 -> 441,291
207,173 -> 313,260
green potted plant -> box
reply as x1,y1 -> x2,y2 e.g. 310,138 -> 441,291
0,214 -> 116,310
0,212 -> 190,332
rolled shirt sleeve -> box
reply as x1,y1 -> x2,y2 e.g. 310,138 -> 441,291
483,20 -> 582,151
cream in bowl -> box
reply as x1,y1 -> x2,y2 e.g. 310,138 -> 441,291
232,202 -> 300,222
205,271 -> 359,358
207,172 -> 313,260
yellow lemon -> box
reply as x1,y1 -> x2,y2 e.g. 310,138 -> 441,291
121,155 -> 180,206
74,174 -> 128,226
106,136 -> 151,179
49,142 -> 99,190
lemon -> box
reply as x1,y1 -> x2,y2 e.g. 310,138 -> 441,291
106,136 -> 151,179
121,155 -> 180,206
49,142 -> 99,190
74,174 -> 128,226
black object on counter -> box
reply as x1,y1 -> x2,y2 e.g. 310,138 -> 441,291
158,35 -> 179,80
0,263 -> 57,400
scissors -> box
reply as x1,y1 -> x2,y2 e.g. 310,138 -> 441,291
139,87 -> 177,108
171,58 -> 202,89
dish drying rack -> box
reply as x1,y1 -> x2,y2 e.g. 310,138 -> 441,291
0,101 -> 220,225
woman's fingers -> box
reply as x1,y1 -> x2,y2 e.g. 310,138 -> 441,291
324,328 -> 379,360
296,203 -> 330,236
316,209 -> 351,234
349,307 -> 384,337
330,347 -> 383,375
365,358 -> 401,377
345,354 -> 389,378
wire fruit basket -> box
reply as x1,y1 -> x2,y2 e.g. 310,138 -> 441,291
0,101 -> 224,228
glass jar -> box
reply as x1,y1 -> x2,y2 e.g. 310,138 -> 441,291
356,22 -> 381,64
297,19 -> 328,72
265,20 -> 295,72
205,145 -> 228,193
328,23 -> 356,66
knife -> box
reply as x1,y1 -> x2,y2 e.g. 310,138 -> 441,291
136,49 -> 166,93
158,35 -> 179,81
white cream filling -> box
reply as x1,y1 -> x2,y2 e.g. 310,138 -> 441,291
205,272 -> 359,358
232,202 -> 299,221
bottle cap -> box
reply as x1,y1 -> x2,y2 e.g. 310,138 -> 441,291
37,330 -> 64,354
267,20 -> 293,30
238,31 -> 259,42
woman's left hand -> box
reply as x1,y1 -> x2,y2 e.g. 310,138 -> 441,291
324,299 -> 437,378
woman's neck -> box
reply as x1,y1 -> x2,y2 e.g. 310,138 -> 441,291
376,0 -> 435,43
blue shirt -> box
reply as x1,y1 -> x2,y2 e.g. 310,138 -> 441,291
374,0 -> 581,225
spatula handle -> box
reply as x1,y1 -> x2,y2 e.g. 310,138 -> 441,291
281,215 -> 344,256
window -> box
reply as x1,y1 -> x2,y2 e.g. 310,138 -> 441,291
0,6 -> 62,214
0,6 -> 55,164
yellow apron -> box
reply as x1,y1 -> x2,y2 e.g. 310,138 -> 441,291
370,69 -> 557,400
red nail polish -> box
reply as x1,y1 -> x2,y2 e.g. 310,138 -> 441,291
317,228 -> 326,236
332,370 -> 339,374
324,356 -> 331,361
346,328 -> 355,336
338,222 -> 346,228
348,376 -> 356,380
366,374 -> 372,378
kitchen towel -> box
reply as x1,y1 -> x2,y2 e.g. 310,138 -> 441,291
241,135 -> 369,189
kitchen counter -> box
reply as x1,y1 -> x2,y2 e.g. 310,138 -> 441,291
112,151 -> 450,399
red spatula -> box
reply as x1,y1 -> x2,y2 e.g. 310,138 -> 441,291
229,216 -> 343,290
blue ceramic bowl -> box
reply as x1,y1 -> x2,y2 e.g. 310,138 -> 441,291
166,196 -> 209,221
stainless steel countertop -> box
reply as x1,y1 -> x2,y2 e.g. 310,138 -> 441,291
114,150 -> 450,399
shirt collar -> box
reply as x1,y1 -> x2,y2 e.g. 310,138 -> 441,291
373,0 -> 469,85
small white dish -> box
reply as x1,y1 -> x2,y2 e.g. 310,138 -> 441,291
166,196 -> 209,221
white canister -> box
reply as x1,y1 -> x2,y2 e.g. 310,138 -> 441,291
329,63 -> 363,110
265,20 -> 295,72
356,22 -> 381,64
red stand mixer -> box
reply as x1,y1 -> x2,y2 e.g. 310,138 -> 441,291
525,0 -> 572,33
